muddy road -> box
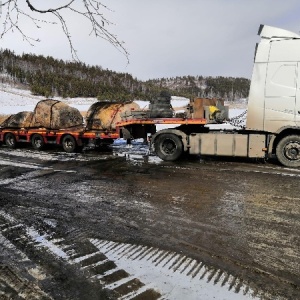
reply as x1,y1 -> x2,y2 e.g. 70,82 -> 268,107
0,144 -> 299,299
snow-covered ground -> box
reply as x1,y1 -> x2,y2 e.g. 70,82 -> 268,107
0,85 -> 99,115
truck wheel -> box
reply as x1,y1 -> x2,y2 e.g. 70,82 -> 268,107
154,133 -> 183,161
31,134 -> 45,150
5,133 -> 17,149
62,134 -> 77,153
276,135 -> 300,167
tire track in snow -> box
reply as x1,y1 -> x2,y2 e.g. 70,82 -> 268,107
0,211 -> 266,300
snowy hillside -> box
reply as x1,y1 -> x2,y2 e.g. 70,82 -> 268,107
0,85 -> 99,115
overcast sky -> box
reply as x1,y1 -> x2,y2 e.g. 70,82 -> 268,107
1,0 -> 300,81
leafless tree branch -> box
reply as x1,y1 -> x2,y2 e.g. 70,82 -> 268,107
25,0 -> 76,13
0,0 -> 129,62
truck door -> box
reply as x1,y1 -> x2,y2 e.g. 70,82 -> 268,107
296,63 -> 300,126
264,63 -> 297,132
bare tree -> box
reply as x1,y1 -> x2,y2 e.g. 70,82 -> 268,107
0,0 -> 128,61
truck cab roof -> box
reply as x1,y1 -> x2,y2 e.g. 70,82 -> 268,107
258,24 -> 300,40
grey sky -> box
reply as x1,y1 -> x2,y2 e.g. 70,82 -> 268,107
1,0 -> 300,80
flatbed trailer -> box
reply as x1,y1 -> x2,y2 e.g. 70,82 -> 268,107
0,127 -> 119,152
0,117 -> 207,153
116,118 -> 207,141
117,118 -> 207,126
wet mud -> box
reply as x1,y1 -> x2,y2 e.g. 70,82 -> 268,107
0,145 -> 299,299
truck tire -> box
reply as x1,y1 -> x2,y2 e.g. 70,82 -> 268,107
5,133 -> 17,149
31,134 -> 45,150
154,133 -> 183,161
276,135 -> 300,167
62,134 -> 77,153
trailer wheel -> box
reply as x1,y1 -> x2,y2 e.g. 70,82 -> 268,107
62,134 -> 77,153
276,135 -> 300,167
5,133 -> 17,149
154,133 -> 183,161
31,134 -> 45,150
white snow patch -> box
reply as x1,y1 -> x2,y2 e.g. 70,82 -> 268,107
90,239 -> 260,300
0,85 -> 98,115
0,158 -> 53,170
26,228 -> 68,259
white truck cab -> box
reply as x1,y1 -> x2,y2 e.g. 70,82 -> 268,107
247,25 -> 300,132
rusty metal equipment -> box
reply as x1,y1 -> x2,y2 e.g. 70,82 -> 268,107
186,98 -> 229,123
85,101 -> 140,130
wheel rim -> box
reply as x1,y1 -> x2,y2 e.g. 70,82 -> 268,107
161,138 -> 177,155
6,135 -> 15,146
33,137 -> 42,148
64,138 -> 74,150
284,142 -> 300,161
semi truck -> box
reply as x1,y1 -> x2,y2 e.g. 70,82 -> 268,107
1,25 -> 299,168
128,24 -> 300,168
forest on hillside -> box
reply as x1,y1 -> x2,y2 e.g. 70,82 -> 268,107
0,49 -> 250,101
